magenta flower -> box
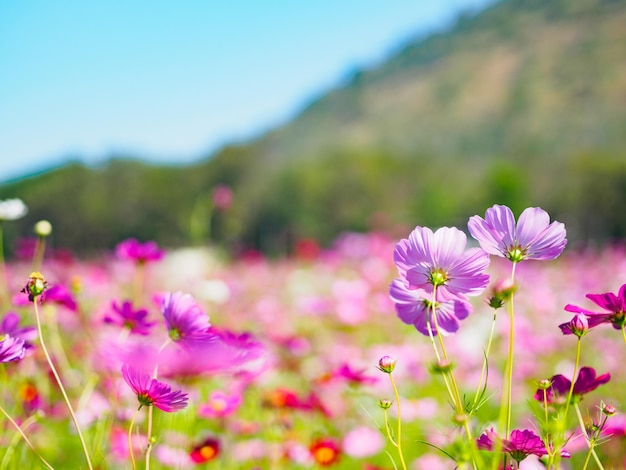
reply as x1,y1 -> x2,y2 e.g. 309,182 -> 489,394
161,292 -> 211,342
42,284 -> 77,311
477,428 -> 569,463
389,278 -> 472,336
104,300 -> 156,335
116,238 -> 164,263
121,364 -> 188,412
468,205 -> 567,262
0,334 -> 26,363
393,226 -> 490,302
565,283 -> 626,331
535,367 -> 611,404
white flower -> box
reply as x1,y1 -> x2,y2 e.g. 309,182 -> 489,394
0,198 -> 27,221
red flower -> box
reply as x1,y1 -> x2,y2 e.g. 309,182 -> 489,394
190,437 -> 220,463
310,438 -> 341,466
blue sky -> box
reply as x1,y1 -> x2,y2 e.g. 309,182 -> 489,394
0,0 -> 495,182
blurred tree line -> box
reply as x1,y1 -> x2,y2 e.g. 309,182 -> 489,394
1,148 -> 625,257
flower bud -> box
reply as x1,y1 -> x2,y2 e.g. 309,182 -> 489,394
602,403 -> 617,417
377,356 -> 396,374
21,272 -> 47,302
378,399 -> 393,410
34,220 -> 52,237
430,359 -> 454,374
558,313 -> 588,337
537,379 -> 552,390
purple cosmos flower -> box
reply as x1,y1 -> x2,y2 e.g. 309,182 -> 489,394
104,300 -> 156,335
115,238 -> 164,263
534,367 -> 611,404
565,283 -> 626,331
393,226 -> 490,302
468,205 -> 567,262
0,313 -> 36,348
0,334 -> 26,363
161,292 -> 211,342
477,428 -> 569,463
390,278 -> 472,336
121,364 -> 188,412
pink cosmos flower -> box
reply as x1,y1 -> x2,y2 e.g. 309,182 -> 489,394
0,334 -> 26,363
393,226 -> 490,302
389,278 -> 472,336
564,283 -> 626,331
477,428 -> 569,463
115,238 -> 164,263
104,300 -> 156,335
468,205 -> 567,262
121,364 -> 188,412
534,367 -> 610,404
198,390 -> 242,419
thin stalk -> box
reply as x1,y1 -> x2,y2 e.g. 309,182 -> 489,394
553,337 -> 582,468
0,404 -> 54,470
574,404 -> 604,470
621,325 -> 626,345
128,405 -> 142,470
145,339 -> 171,470
429,288 -> 480,470
33,298 -> 93,470
471,309 -> 497,410
32,236 -> 46,271
133,262 -> 145,305
388,373 -> 408,470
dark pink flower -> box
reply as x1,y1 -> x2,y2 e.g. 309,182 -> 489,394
104,300 -> 155,335
565,283 -> 626,331
42,284 -> 77,311
212,185 -> 233,210
393,226 -> 490,302
535,367 -> 611,404
477,428 -> 569,464
0,334 -> 25,363
389,279 -> 472,336
116,238 -> 164,264
121,364 -> 188,412
468,205 -> 567,262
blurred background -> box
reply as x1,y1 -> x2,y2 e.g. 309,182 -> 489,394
1,0 -> 625,257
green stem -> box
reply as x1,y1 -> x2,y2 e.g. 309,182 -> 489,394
389,373 -> 407,470
621,325 -> 626,345
0,404 -> 54,470
574,403 -> 605,470
32,236 -> 46,271
34,298 -> 93,470
429,287 -> 480,470
145,338 -> 171,470
472,309 -> 497,410
128,405 -> 142,470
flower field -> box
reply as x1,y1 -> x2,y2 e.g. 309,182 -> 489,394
1,203 -> 626,469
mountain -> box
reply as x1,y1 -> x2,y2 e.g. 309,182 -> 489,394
2,0 -> 626,255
